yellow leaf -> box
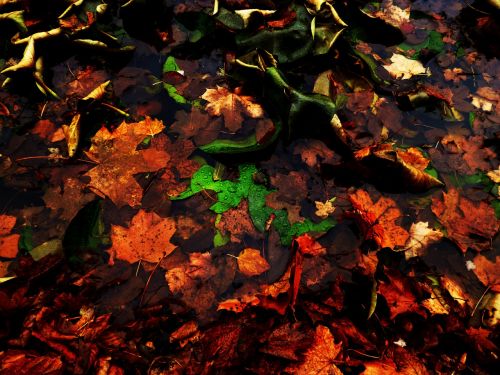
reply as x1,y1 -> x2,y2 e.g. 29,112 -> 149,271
315,197 -> 336,218
383,53 -> 428,80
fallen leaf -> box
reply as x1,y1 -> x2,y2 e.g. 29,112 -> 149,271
237,248 -> 270,277
378,270 -> 427,320
0,215 -> 19,258
0,350 -> 64,375
431,188 -> 499,252
472,255 -> 500,292
487,166 -> 500,183
261,323 -> 313,361
348,189 -> 409,249
402,221 -> 443,259
201,86 -> 264,132
109,210 -> 176,264
84,117 -> 170,207
285,325 -> 342,375
295,233 -> 326,256
315,197 -> 336,219
383,53 -> 428,80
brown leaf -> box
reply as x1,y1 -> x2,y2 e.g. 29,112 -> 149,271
431,188 -> 499,252
201,86 -> 264,132
285,325 -> 342,375
109,210 -> 176,264
237,248 -> 270,277
295,233 -> 326,256
472,255 -> 500,292
261,323 -> 313,361
84,117 -> 170,207
348,189 -> 409,249
0,214 -> 19,258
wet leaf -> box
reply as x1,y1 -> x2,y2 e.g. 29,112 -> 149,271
383,53 -> 428,80
0,214 -> 19,258
236,248 -> 270,277
285,325 -> 342,375
349,189 -> 409,249
202,86 -> 264,132
109,210 -> 176,264
431,188 -> 499,252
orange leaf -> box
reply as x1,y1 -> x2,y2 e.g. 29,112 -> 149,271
201,86 -> 264,132
348,189 -> 409,249
295,233 -> 326,256
109,210 -> 176,264
237,248 -> 270,277
0,215 -> 19,258
84,117 -> 170,208
472,255 -> 500,292
431,188 -> 499,252
285,325 -> 342,375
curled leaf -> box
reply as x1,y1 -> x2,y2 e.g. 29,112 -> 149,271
1,36 -> 35,75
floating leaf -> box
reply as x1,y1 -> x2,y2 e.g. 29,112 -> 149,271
109,210 -> 176,264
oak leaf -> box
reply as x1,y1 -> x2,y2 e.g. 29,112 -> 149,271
201,86 -> 264,132
348,189 -> 409,249
84,117 -> 170,207
0,215 -> 19,258
109,210 -> 176,264
431,188 -> 499,252
237,248 -> 270,277
285,325 -> 342,375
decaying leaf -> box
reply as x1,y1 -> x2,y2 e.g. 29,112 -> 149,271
109,210 -> 176,264
472,255 -> 500,292
354,144 -> 443,192
62,113 -> 81,157
201,86 -> 264,132
349,189 -> 409,249
285,325 -> 342,375
0,214 -> 19,258
431,189 -> 499,252
84,117 -> 170,207
383,53 -> 428,80
237,248 -> 270,277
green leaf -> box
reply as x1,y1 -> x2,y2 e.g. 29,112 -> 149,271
163,83 -> 188,104
30,239 -> 63,261
399,31 -> 444,58
18,226 -> 33,253
173,164 -> 335,245
163,56 -> 181,73
492,200 -> 500,219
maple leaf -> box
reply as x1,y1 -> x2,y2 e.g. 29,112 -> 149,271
285,325 -> 342,375
295,233 -> 326,256
201,86 -> 264,132
315,198 -> 336,219
430,134 -> 496,175
108,210 -> 176,264
43,177 -> 95,221
348,189 -> 409,249
403,221 -> 443,259
84,117 -> 170,207
236,248 -> 270,277
431,188 -> 499,252
487,166 -> 500,184
0,215 -> 19,258
472,255 -> 500,292
379,270 -> 427,320
383,54 -> 428,80
371,0 -> 412,30
261,323 -> 314,361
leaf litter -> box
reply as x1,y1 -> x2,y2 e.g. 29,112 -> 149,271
0,0 -> 499,373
